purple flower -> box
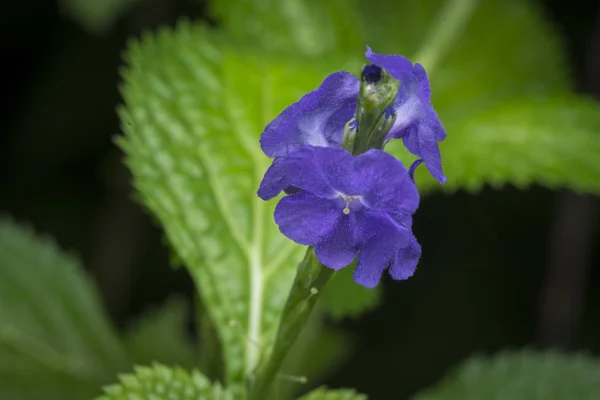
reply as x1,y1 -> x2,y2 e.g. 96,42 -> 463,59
257,47 -> 447,197
260,71 -> 359,157
271,146 -> 421,288
258,72 -> 360,200
365,46 -> 447,184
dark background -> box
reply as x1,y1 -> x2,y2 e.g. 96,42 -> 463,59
2,0 -> 600,399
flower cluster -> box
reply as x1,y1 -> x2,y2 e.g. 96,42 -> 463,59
257,47 -> 446,288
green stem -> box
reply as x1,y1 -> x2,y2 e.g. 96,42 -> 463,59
414,0 -> 480,74
248,248 -> 334,400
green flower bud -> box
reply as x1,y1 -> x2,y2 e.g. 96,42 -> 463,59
351,64 -> 400,155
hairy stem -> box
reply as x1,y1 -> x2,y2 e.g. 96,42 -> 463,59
248,248 -> 334,400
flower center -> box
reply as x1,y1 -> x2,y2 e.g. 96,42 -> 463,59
361,64 -> 383,84
339,193 -> 361,215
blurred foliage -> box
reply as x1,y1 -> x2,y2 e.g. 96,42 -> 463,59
96,364 -> 236,400
321,264 -> 381,320
60,0 -> 137,34
298,387 -> 368,400
0,218 -> 212,399
280,310 -> 354,398
209,0 -> 364,56
124,296 -> 198,369
405,96 -> 600,193
414,351 -> 600,400
0,218 -> 128,399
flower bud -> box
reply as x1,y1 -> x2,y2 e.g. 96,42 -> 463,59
350,64 -> 400,155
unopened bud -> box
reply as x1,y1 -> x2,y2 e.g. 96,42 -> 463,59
351,64 -> 399,155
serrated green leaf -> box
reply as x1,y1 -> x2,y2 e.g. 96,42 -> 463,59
321,263 -> 381,320
413,350 -> 600,400
118,23 -> 341,383
393,96 -> 600,194
124,296 -> 198,369
0,218 -> 129,399
96,364 -> 235,400
60,0 -> 137,34
298,387 -> 368,400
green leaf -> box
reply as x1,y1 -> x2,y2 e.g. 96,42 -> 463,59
209,0 -> 365,57
298,387 -> 368,400
396,96 -> 600,194
359,0 -> 568,90
0,218 -> 129,399
321,263 -> 381,320
60,0 -> 137,34
413,350 -> 600,400
211,0 -> 567,91
96,364 -> 235,400
119,23 -> 336,383
124,296 -> 198,369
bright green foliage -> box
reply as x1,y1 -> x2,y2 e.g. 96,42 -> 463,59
209,0 -> 365,57
124,296 -> 198,369
97,364 -> 234,400
298,387 -> 368,400
0,218 -> 129,399
414,350 -> 600,400
397,96 -> 600,194
60,0 -> 137,34
321,264 -> 380,320
359,0 -> 568,89
118,22 -> 342,383
210,0 -> 567,89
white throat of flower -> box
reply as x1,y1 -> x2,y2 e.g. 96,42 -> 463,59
339,193 -> 362,215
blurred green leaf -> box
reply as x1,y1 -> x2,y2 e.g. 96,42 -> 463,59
413,350 -> 600,400
359,0 -> 568,91
278,309 -> 353,399
124,296 -> 198,369
396,96 -> 600,194
96,364 -> 234,400
209,0 -> 365,57
295,326 -> 351,382
321,263 -> 380,320
0,218 -> 129,399
210,0 -> 567,91
60,0 -> 137,34
118,22 -> 347,383
298,387 -> 368,400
